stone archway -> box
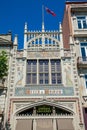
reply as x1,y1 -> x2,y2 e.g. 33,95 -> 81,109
15,100 -> 75,130
15,100 -> 74,116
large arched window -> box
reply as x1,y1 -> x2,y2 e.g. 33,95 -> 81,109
17,104 -> 73,116
26,59 -> 61,85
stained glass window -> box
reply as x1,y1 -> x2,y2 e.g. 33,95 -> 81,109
39,60 -> 49,84
51,59 -> 61,84
26,60 -> 37,84
26,59 -> 62,85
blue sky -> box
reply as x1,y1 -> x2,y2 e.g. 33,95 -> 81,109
0,0 -> 85,49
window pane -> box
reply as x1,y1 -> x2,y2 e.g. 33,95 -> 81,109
80,43 -> 87,46
32,41 -> 34,44
77,16 -> 87,29
51,59 -> 61,84
40,73 -> 43,77
86,81 -> 87,89
49,39 -> 51,44
57,73 -> 61,76
78,21 -> 82,29
45,80 -> 48,84
57,80 -> 61,84
85,108 -> 87,113
45,73 -> 48,76
36,39 -> 38,44
40,80 -> 43,84
32,74 -> 37,84
85,74 -> 87,89
83,20 -> 87,28
45,38 -> 48,44
26,73 -> 31,84
77,16 -> 85,19
26,60 -> 37,84
85,75 -> 87,79
81,48 -> 86,57
39,38 -> 42,44
52,79 -> 56,84
39,60 -> 49,84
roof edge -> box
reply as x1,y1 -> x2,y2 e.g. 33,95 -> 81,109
66,1 -> 87,4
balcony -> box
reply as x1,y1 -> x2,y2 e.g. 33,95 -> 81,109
74,29 -> 87,37
77,57 -> 87,68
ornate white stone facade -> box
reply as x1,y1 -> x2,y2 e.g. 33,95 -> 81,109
1,1 -> 87,130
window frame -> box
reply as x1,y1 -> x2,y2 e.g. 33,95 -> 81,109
84,74 -> 87,90
26,59 -> 62,85
80,42 -> 87,61
77,16 -> 87,29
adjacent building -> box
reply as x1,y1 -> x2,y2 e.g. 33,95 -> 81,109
0,32 -> 13,129
0,1 -> 87,130
62,1 -> 87,130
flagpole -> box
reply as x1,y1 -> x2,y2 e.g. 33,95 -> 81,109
42,5 -> 44,24
42,5 -> 45,32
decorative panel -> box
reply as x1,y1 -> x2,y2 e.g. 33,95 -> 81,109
63,59 -> 73,86
27,51 -> 60,59
15,86 -> 74,96
15,59 -> 25,87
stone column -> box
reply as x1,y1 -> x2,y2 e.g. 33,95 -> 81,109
37,59 -> 39,84
79,74 -> 85,95
49,59 -> 51,84
33,119 -> 36,130
53,118 -> 57,130
33,107 -> 36,115
52,107 -> 56,115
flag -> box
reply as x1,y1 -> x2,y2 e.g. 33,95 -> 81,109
45,7 -> 56,16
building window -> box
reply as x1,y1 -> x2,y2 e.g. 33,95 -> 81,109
51,59 -> 61,84
85,74 -> 87,89
85,108 -> 87,113
80,42 -> 87,61
45,38 -> 48,44
39,60 -> 49,84
26,60 -> 37,84
77,16 -> 87,29
26,59 -> 62,85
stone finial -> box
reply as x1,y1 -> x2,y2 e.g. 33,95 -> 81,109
13,35 -> 18,45
24,22 -> 28,33
42,22 -> 45,32
59,22 -> 62,32
24,22 -> 28,48
69,35 -> 73,44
